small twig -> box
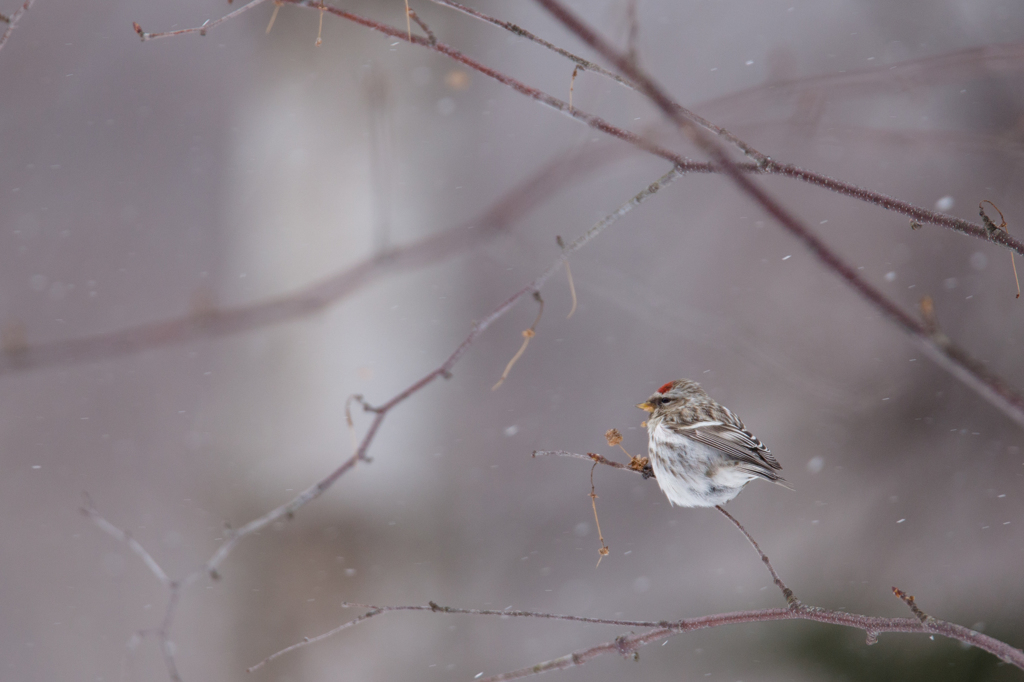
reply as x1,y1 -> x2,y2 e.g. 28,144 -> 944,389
406,7 -> 435,45
556,236 -> 578,318
315,0 -> 324,46
492,292 -> 544,390
0,0 -> 36,54
80,498 -> 184,681
429,0 -> 763,163
589,462 -> 610,565
343,394 -> 365,452
265,0 -> 282,34
403,0 -> 411,41
429,0 -> 633,87
133,0 -> 272,40
892,587 -> 932,624
250,601 -> 662,671
980,200 -> 1020,298
714,505 -> 799,608
568,64 -> 579,112
80,495 -> 172,588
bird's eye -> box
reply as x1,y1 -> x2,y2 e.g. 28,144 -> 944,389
657,397 -> 669,404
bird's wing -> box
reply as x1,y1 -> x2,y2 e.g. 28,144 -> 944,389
668,414 -> 783,481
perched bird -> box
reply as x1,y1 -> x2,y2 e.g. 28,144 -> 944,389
637,379 -> 786,507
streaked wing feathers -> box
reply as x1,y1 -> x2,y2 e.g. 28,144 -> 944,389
668,412 -> 782,481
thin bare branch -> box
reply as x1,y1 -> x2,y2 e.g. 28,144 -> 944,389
0,143 -> 624,377
79,498 -> 184,681
249,601 -> 658,671
479,604 -> 1024,682
429,0 -> 763,162
248,596 -> 1024,676
80,497 -> 172,588
555,235 -> 578,317
265,0 -> 282,34
430,0 -> 632,87
133,0 -> 272,41
0,0 -> 36,54
314,1 -> 324,46
406,6 -> 435,45
714,505 -> 798,607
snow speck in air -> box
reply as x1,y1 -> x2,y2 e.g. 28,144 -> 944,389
806,456 -> 825,474
504,425 -> 519,437
970,252 -> 987,271
32,465 -> 41,470
897,518 -> 906,524
935,195 -> 955,211
884,271 -> 896,282
782,255 -> 792,261
745,60 -> 755,66
475,673 -> 484,679
944,277 -> 957,290
574,522 -> 590,538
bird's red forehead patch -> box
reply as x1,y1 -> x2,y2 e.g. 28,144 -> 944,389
656,381 -> 674,394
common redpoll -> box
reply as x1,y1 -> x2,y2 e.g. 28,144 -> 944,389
637,379 -> 785,507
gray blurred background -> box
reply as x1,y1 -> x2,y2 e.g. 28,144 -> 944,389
2,0 -> 1023,680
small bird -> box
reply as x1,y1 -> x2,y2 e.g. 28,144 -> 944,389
637,379 -> 786,507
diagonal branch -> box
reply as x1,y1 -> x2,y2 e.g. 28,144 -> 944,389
81,501 -> 185,681
134,1 -> 1024,260
714,504 -> 798,608
0,0 -> 36,54
81,496 -> 173,588
0,143 -> 625,376
424,1 -> 1024,255
194,163 -> 683,581
175,0 -> 1024,428
532,0 -> 1024,428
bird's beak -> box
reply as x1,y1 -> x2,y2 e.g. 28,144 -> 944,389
637,402 -> 655,413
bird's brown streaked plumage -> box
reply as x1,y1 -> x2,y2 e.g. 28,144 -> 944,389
638,379 -> 786,507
